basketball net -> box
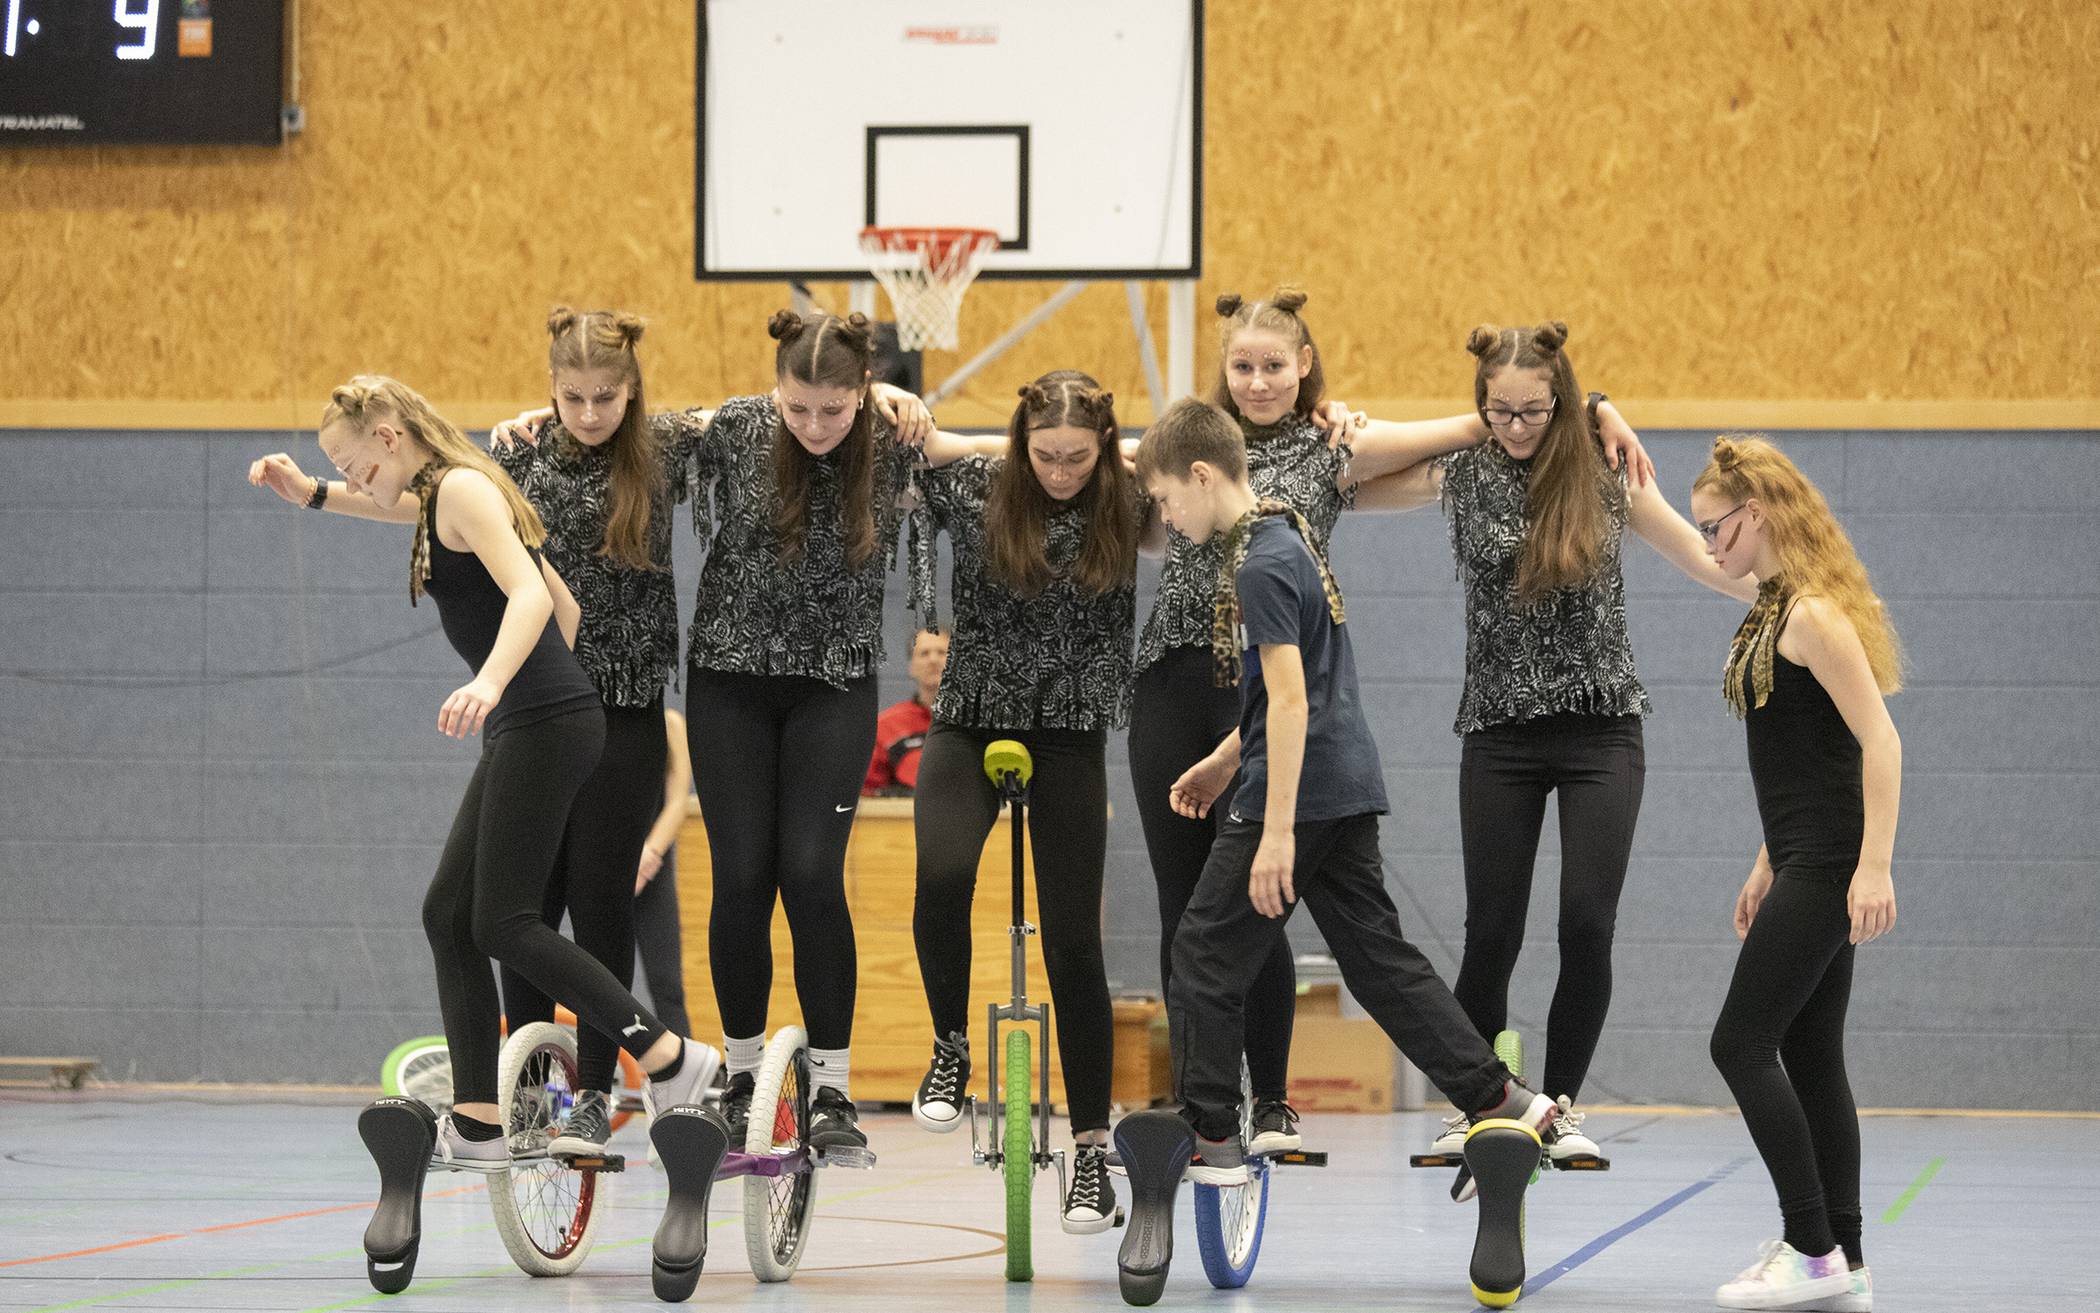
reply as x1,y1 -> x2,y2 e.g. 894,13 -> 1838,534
859,226 -> 1001,351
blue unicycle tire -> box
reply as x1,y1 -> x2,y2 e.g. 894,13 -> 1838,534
1192,1154 -> 1269,1287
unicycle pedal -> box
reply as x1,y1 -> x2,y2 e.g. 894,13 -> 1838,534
554,1150 -> 626,1172
1113,1110 -> 1196,1307
1549,1146 -> 1611,1171
358,1096 -> 438,1294
650,1106 -> 731,1302
1463,1119 -> 1542,1308
1410,1150 -> 1466,1168
1266,1148 -> 1328,1167
815,1144 -> 878,1170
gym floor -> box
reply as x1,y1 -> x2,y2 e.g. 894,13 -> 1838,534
2,1092 -> 2089,1312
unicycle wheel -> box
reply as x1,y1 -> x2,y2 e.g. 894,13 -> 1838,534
1193,1056 -> 1269,1288
490,1022 -> 605,1276
743,1026 -> 817,1282
1003,1029 -> 1034,1282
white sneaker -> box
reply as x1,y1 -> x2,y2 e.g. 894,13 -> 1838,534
643,1037 -> 724,1121
1429,1111 -> 1468,1154
1780,1265 -> 1871,1312
1715,1240 -> 1851,1310
1547,1095 -> 1601,1162
430,1114 -> 509,1174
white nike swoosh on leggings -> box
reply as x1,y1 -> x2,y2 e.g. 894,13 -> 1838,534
834,804 -> 853,813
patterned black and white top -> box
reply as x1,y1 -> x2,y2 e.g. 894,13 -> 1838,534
909,454 -> 1140,731
683,393 -> 913,687
493,412 -> 703,708
1136,415 -> 1355,674
1436,441 -> 1649,734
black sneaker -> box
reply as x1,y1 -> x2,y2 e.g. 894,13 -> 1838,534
720,1071 -> 756,1146
1248,1098 -> 1302,1155
549,1089 -> 611,1157
911,1031 -> 971,1133
1061,1144 -> 1116,1234
808,1086 -> 867,1152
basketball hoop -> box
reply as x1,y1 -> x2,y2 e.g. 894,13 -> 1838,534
859,226 -> 1002,351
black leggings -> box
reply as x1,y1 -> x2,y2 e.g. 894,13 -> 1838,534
686,666 -> 872,1051
1454,712 -> 1644,1102
422,706 -> 668,1106
1710,868 -> 1863,1265
634,847 -> 691,1040
501,703 -> 666,1093
913,720 -> 1114,1134
1129,646 -> 1295,1100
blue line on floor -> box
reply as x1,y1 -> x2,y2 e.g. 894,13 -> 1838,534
1519,1155 -> 1755,1299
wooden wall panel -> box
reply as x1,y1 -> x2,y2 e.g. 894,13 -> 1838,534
3,2 -> 2094,428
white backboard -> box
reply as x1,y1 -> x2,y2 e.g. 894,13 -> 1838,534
696,1 -> 1203,281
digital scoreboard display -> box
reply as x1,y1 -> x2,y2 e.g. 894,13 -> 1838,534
0,2 -> 286,145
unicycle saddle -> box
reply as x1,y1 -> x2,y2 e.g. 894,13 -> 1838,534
1464,1119 -> 1541,1308
358,1096 -> 439,1294
1113,1110 -> 1197,1307
650,1106 -> 733,1302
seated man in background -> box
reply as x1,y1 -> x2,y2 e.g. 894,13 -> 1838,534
864,627 -> 948,795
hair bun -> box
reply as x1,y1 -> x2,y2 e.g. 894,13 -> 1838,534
837,311 -> 874,347
1465,325 -> 1501,358
612,311 -> 646,348
1533,320 -> 1569,353
546,305 -> 579,338
1711,435 -> 1742,470
1215,292 -> 1244,317
1271,287 -> 1308,314
767,309 -> 804,342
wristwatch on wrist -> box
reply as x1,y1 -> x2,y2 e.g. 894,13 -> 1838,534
305,476 -> 329,510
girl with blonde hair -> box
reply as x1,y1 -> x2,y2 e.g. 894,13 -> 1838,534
248,377 -> 722,1177
1692,434 -> 1901,1312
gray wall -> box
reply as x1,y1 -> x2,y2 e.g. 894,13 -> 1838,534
2,428 -> 2095,1107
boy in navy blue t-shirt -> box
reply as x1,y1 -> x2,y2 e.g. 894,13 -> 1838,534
1133,400 -> 1554,1178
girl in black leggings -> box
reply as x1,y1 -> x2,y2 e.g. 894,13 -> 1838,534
907,371 -> 1159,1235
247,376 -> 721,1174
1349,322 -> 1745,1161
1693,435 -> 1901,1313
482,308 -> 705,1153
1131,288 -> 1644,1153
676,311 -> 967,1151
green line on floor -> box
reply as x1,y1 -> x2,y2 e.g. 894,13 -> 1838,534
1880,1155 -> 1945,1224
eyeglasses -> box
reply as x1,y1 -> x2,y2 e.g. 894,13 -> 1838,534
1696,504 -> 1749,542
1483,396 -> 1556,429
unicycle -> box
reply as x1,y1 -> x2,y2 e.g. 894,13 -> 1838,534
490,1020 -> 619,1276
1191,1063 -> 1268,1288
961,739 -> 1117,1281
1116,1066 -> 1327,1301
356,1021 -> 622,1293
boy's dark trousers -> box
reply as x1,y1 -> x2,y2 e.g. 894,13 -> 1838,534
1168,812 -> 1508,1139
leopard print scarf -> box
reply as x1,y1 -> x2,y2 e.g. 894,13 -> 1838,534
1211,498 -> 1346,687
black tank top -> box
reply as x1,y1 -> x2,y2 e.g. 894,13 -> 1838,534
1742,608 -> 1863,872
420,471 -> 598,738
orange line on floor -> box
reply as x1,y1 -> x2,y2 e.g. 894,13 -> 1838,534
0,1183 -> 487,1267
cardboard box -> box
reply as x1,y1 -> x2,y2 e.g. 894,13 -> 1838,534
1286,1014 -> 1396,1112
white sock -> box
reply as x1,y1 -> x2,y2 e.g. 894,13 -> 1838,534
808,1047 -> 850,1097
725,1033 -> 765,1078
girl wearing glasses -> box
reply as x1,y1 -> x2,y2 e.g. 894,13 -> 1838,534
1129,289 -> 1653,1157
1692,435 -> 1899,1313
1353,321 -> 1754,1165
